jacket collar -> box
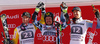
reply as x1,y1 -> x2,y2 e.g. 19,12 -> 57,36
72,17 -> 83,23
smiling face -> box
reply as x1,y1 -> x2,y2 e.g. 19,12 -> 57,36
73,10 -> 81,18
22,16 -> 30,24
45,16 -> 53,25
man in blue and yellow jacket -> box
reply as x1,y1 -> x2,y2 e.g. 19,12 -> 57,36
12,12 -> 36,44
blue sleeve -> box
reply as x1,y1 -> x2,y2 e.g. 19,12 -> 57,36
33,16 -> 42,30
32,9 -> 46,30
96,18 -> 100,28
86,21 -> 93,28
60,12 -> 66,22
61,22 -> 68,29
32,11 -> 42,30
60,12 -> 68,29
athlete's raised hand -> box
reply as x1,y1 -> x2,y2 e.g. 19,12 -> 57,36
92,4 -> 100,19
35,2 -> 45,12
60,2 -> 68,14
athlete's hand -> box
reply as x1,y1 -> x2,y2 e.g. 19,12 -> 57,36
93,8 -> 100,19
36,2 -> 44,9
40,2 -> 45,12
93,8 -> 99,13
60,2 -> 68,13
35,2 -> 45,12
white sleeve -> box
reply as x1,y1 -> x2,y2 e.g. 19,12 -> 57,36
86,20 -> 93,28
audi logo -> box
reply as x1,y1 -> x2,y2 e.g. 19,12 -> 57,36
8,24 -> 16,28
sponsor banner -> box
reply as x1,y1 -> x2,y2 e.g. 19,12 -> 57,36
34,29 -> 43,44
0,5 -> 100,44
6,14 -> 19,19
8,24 -> 16,28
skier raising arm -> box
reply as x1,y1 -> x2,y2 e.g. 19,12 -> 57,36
32,2 -> 57,44
32,2 -> 67,44
93,7 -> 100,28
60,2 -> 69,26
60,2 -> 100,44
88,5 -> 100,44
12,12 -> 36,44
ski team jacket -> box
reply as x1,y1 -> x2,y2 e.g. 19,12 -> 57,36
66,17 -> 100,44
60,11 -> 100,44
32,11 -> 67,44
12,23 -> 37,44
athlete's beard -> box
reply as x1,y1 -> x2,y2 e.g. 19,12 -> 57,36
72,17 -> 81,23
47,21 -> 51,23
45,20 -> 53,25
